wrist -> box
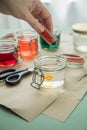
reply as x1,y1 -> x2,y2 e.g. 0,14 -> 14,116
0,1 -> 8,14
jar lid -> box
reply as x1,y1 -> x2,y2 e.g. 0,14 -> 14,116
63,54 -> 85,68
72,23 -> 87,34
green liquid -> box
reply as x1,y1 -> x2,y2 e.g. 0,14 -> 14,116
40,33 -> 60,51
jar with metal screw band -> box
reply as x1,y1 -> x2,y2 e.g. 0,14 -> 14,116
72,23 -> 87,52
31,54 -> 66,90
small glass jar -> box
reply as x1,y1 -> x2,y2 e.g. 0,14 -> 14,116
72,23 -> 87,52
0,39 -> 18,67
16,29 -> 38,60
40,26 -> 61,51
31,54 -> 66,90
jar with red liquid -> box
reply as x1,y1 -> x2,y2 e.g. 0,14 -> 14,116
16,30 -> 38,60
0,39 -> 19,67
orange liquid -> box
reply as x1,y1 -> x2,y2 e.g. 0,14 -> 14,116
18,35 -> 38,60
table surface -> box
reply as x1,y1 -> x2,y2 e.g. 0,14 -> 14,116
0,29 -> 87,130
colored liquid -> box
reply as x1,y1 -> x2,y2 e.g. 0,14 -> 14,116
40,33 -> 60,51
18,35 -> 38,60
0,51 -> 17,67
40,29 -> 56,45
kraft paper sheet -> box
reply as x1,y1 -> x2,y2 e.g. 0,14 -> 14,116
0,34 -> 87,122
43,67 -> 87,121
0,67 -> 59,121
42,34 -> 87,121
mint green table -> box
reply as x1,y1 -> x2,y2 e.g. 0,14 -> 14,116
0,29 -> 87,130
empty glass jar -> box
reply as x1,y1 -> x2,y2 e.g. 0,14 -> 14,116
31,54 -> 66,90
72,23 -> 87,52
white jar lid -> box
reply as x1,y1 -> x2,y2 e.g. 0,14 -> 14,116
72,23 -> 87,34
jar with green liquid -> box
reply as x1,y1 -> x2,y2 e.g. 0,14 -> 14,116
40,27 -> 61,51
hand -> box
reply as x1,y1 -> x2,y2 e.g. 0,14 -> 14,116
0,0 -> 53,33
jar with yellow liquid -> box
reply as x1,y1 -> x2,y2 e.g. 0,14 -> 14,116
31,54 -> 66,90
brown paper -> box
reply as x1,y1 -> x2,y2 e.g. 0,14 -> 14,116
0,34 -> 87,122
43,64 -> 87,121
0,73 -> 59,121
42,34 -> 87,121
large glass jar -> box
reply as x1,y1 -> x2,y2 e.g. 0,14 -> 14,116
31,54 -> 66,90
72,23 -> 87,52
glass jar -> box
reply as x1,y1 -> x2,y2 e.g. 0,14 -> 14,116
16,29 -> 38,60
31,54 -> 66,90
0,39 -> 18,67
72,23 -> 87,52
40,26 -> 61,51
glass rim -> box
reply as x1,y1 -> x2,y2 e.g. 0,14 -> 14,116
53,26 -> 61,33
15,29 -> 38,41
34,54 -> 66,71
0,39 -> 17,51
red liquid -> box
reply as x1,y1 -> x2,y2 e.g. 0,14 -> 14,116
63,54 -> 85,63
0,51 -> 17,67
18,35 -> 38,60
40,29 -> 56,45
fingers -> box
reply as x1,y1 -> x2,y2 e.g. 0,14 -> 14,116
25,14 -> 53,34
44,15 -> 53,32
40,6 -> 53,32
0,0 -> 53,34
23,0 -> 53,33
24,11 -> 45,34
34,13 -> 53,32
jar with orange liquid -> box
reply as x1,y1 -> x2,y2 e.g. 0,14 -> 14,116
16,30 -> 38,60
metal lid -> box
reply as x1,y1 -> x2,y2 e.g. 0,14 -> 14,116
72,23 -> 87,34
